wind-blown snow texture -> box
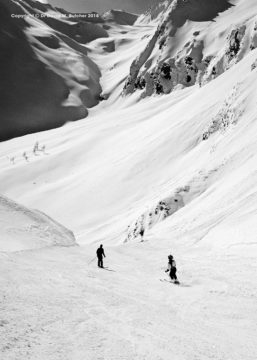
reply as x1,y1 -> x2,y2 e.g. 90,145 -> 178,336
0,0 -> 257,359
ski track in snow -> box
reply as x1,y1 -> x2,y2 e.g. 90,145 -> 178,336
0,245 -> 257,360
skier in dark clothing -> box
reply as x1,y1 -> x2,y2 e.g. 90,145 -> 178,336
96,244 -> 106,268
165,255 -> 179,283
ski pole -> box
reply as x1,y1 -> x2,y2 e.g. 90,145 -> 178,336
88,256 -> 96,265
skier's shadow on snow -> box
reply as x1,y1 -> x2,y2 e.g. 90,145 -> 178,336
102,267 -> 116,272
178,283 -> 191,288
161,279 -> 191,287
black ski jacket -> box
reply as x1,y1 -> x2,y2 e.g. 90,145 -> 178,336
96,247 -> 105,259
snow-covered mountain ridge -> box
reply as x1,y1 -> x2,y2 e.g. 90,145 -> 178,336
124,0 -> 257,97
0,0 -> 257,250
0,0 -> 108,141
102,9 -> 138,25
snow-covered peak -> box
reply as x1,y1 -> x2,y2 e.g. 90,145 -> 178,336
102,9 -> 139,25
138,0 -> 233,23
137,0 -> 171,24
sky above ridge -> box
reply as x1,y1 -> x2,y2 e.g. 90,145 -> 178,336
48,0 -> 156,14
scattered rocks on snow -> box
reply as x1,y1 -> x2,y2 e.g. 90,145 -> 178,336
123,1 -> 257,98
202,85 -> 244,141
125,187 -> 190,242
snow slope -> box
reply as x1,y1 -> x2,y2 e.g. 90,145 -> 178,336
0,244 -> 256,360
124,0 -> 257,96
0,0 -> 257,359
0,194 -> 76,252
1,40 -> 257,249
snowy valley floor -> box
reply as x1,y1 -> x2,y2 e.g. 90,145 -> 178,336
1,241 -> 257,360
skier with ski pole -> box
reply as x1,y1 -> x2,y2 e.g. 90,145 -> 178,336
165,255 -> 180,284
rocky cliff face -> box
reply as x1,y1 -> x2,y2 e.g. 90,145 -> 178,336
123,0 -> 257,98
0,0 -> 108,141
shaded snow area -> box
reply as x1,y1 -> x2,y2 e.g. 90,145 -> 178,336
0,0 -> 107,140
102,9 -> 138,26
0,194 -> 76,252
0,0 -> 257,359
